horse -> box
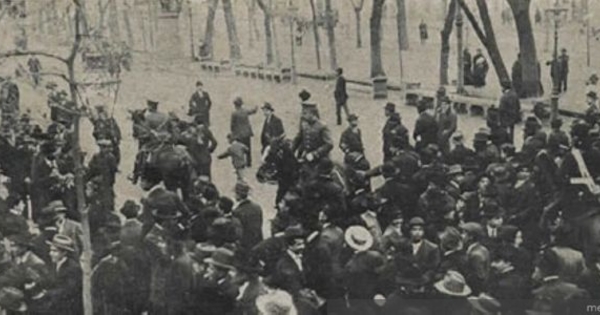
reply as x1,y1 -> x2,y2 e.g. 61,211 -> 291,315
129,109 -> 197,200
257,137 -> 351,232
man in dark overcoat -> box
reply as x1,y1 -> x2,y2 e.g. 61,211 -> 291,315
334,67 -> 350,125
382,103 -> 409,162
498,83 -> 521,143
188,80 -> 212,126
339,114 -> 364,155
260,102 -> 284,153
46,235 -> 83,315
232,181 -> 264,251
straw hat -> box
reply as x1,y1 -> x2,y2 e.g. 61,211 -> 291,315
434,270 -> 472,297
344,226 -> 374,252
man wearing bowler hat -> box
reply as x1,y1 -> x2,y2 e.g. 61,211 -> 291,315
195,247 -> 239,315
260,102 -> 285,153
46,234 -> 83,315
188,80 -> 212,126
408,217 -> 441,286
334,67 -> 350,125
232,181 -> 263,251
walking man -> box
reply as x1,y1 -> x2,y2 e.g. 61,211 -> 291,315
334,68 -> 349,125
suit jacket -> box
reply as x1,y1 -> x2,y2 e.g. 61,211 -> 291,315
382,119 -> 409,159
273,252 -> 306,295
304,225 -> 345,298
233,199 -> 264,250
334,76 -> 348,104
260,114 -> 285,149
235,277 -> 268,315
465,242 -> 490,295
412,240 -> 441,284
530,277 -> 588,315
339,127 -> 364,153
413,112 -> 438,149
189,91 -> 212,123
231,107 -> 257,139
47,258 -> 83,315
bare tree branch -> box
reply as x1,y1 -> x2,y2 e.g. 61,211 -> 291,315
39,72 -> 71,83
0,50 -> 68,64
456,0 -> 487,42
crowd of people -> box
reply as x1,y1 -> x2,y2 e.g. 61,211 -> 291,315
0,69 -> 598,315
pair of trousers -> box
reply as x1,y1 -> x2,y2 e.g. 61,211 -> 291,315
239,137 -> 252,166
336,102 -> 350,125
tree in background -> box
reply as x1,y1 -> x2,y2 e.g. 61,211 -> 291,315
370,0 -> 386,78
349,0 -> 365,48
256,0 -> 274,65
439,0 -> 457,85
200,0 -> 218,59
507,0 -> 543,97
200,0 -> 242,61
396,0 -> 408,51
308,0 -> 322,69
458,0 -> 510,87
323,0 -> 337,71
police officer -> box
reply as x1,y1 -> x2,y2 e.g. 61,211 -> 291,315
91,104 -> 121,163
292,102 -> 333,165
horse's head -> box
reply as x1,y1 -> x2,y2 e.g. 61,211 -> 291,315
128,109 -> 145,124
257,137 -> 291,184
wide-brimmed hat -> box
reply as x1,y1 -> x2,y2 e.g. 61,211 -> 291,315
434,270 -> 472,297
42,200 -> 67,216
204,247 -> 236,270
345,226 -> 374,251
0,287 -> 26,312
96,139 -> 112,147
468,294 -> 501,315
447,164 -> 463,176
256,290 -> 297,315
46,234 -> 75,252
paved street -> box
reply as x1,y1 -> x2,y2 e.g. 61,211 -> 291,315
13,55 -> 535,236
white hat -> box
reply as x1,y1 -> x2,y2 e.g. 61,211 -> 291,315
256,290 -> 298,315
344,226 -> 374,252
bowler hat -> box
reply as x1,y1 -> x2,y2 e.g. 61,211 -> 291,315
345,225 -> 374,251
46,234 -> 75,252
347,113 -> 359,121
587,90 -> 598,99
385,102 -> 396,111
299,89 -> 311,101
233,97 -> 243,106
147,99 -> 159,107
284,225 -> 306,241
0,287 -> 26,312
196,80 -> 203,87
434,270 -> 472,297
120,200 -> 141,219
473,132 -> 489,143
204,247 -> 236,270
234,181 -> 251,196
262,102 -> 274,111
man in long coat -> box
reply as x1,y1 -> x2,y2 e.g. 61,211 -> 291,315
188,80 -> 212,125
334,67 -> 350,125
230,97 -> 258,167
232,182 -> 263,251
382,103 -> 409,162
498,83 -> 521,143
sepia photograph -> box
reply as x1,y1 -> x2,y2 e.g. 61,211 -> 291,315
0,0 -> 598,314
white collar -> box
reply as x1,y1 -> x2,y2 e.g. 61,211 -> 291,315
233,198 -> 249,210
543,275 -> 559,282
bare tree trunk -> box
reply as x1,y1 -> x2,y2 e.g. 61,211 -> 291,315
309,0 -> 322,69
458,0 -> 510,86
222,0 -> 242,61
256,0 -> 273,64
201,0 -> 218,59
396,0 -> 408,50
324,0 -> 337,70
123,2 -> 134,47
354,9 -> 362,48
370,0 -> 386,78
247,0 -> 255,48
440,0 -> 456,85
507,0 -> 542,97
108,0 -> 121,39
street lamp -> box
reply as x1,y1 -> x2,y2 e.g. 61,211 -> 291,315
545,1 -> 568,122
